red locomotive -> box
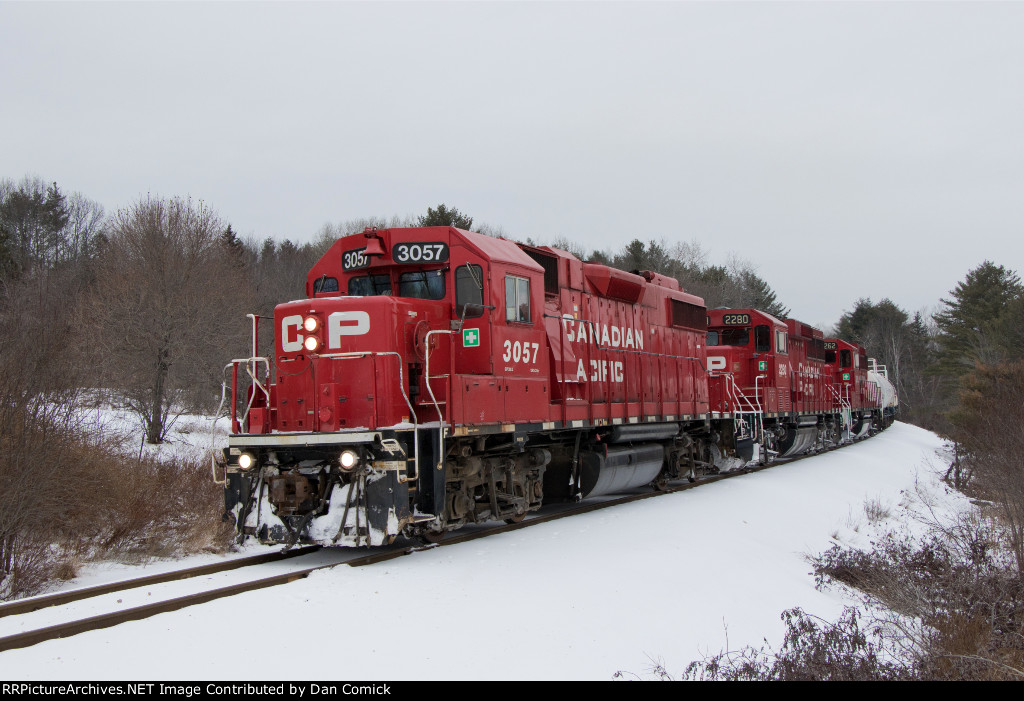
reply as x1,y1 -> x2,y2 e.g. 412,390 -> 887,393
219,227 -> 897,546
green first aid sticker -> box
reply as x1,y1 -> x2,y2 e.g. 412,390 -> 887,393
758,361 -> 767,371
463,328 -> 480,347
843,372 -> 851,381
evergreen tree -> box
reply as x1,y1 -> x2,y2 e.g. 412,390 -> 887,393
219,224 -> 247,268
739,270 -> 789,318
933,261 -> 1024,376
0,178 -> 70,273
616,239 -> 650,272
220,224 -> 242,251
611,239 -> 679,276
835,298 -> 935,422
993,296 -> 1024,362
0,226 -> 13,281
418,204 -> 473,230
837,298 -> 909,348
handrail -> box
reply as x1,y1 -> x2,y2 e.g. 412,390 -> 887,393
710,371 -> 765,461
752,373 -> 766,445
714,371 -> 761,415
424,329 -> 452,472
212,355 -> 269,485
827,382 -> 852,444
227,356 -> 271,432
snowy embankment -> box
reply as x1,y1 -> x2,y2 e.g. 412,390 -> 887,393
69,392 -> 231,464
2,422 -> 965,680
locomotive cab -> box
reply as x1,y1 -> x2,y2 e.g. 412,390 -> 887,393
706,309 -> 791,415
823,338 -> 876,439
706,312 -> 854,460
221,227 -> 553,546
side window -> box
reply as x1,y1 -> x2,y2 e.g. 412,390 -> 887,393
840,349 -> 852,368
706,331 -> 719,346
455,264 -> 484,318
776,330 -> 788,354
754,325 -> 771,353
505,275 -> 531,323
313,276 -> 339,294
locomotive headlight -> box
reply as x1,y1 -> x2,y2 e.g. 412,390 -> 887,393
339,450 -> 359,471
238,452 -> 256,470
303,335 -> 321,352
303,315 -> 320,333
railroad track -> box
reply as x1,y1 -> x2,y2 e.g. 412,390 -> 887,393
0,545 -> 351,653
0,442 -> 851,654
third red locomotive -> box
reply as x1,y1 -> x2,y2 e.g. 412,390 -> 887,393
219,226 -> 897,546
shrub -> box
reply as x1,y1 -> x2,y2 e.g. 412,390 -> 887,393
681,513 -> 1024,680
682,606 -> 913,681
0,392 -> 232,600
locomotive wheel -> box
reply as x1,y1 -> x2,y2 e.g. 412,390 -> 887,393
504,512 -> 527,525
419,530 -> 445,545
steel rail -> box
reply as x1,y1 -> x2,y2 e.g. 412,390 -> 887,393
0,433 -> 878,654
0,546 -> 321,619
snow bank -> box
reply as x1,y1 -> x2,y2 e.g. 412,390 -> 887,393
1,422 -> 965,680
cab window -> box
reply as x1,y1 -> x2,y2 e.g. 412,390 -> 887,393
313,276 -> 339,294
398,269 -> 445,300
840,349 -> 852,368
708,328 -> 749,346
349,274 -> 392,296
505,275 -> 531,323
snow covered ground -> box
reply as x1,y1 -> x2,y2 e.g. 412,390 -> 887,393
0,422 -> 967,681
68,391 -> 232,464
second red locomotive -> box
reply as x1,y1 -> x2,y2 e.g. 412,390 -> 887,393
219,226 -> 897,547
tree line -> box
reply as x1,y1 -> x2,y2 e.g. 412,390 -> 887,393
832,262 -> 1023,432
4,177 -> 1019,443
574,236 -> 1022,436
0,184 -> 496,446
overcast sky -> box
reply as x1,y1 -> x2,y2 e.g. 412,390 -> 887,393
3,1 -> 1022,327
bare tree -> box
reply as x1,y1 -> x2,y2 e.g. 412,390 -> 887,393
84,196 -> 251,443
546,235 -> 589,260
59,192 -> 106,268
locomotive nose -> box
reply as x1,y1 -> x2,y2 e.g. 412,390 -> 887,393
278,306 -> 376,357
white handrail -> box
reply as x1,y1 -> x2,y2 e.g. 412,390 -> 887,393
424,329 -> 453,472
